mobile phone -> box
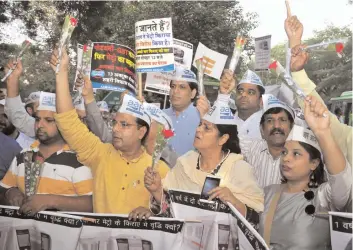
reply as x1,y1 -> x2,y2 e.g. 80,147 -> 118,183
16,229 -> 31,250
200,176 -> 221,203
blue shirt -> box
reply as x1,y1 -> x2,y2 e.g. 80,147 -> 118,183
0,132 -> 22,180
164,103 -> 200,156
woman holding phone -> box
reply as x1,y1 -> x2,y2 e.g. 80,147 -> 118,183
139,98 -> 264,219
259,96 -> 352,249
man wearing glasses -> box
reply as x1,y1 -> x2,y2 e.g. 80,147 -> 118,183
50,49 -> 169,214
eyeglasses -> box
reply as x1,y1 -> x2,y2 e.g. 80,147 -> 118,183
304,190 -> 316,215
112,120 -> 139,129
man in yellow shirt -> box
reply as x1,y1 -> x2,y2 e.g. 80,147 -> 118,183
50,49 -> 169,214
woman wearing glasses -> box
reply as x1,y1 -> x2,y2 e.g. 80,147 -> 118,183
260,96 -> 352,249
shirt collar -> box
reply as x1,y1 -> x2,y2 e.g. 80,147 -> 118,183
119,146 -> 146,163
29,140 -> 71,154
171,103 -> 196,118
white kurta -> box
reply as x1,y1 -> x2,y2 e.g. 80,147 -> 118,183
234,110 -> 263,139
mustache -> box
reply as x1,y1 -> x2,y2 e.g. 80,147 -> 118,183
36,129 -> 47,135
270,128 -> 285,135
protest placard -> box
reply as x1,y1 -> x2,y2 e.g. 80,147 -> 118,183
135,18 -> 175,73
192,42 -> 228,80
144,38 -> 193,95
255,35 -> 272,71
329,212 -> 353,250
0,206 -> 83,250
145,71 -> 174,95
173,38 -> 193,70
168,189 -> 269,250
90,42 -> 136,94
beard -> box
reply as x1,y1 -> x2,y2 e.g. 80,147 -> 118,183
36,129 -> 64,145
1,123 -> 16,136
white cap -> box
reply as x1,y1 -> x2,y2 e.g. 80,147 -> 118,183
143,102 -> 173,129
0,99 -> 5,106
96,101 -> 109,113
238,70 -> 265,92
119,95 -> 151,125
203,99 -> 236,125
25,91 -> 40,105
262,94 -> 295,120
169,66 -> 198,84
286,125 -> 321,153
37,92 -> 56,112
73,95 -> 85,111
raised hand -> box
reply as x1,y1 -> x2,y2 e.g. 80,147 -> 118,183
5,58 -> 23,82
49,47 -> 69,73
219,69 -> 236,95
284,1 -> 303,48
304,95 -> 330,135
196,95 -> 210,118
290,44 -> 309,72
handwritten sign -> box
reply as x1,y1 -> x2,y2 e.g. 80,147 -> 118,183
255,35 -> 272,71
192,42 -> 228,80
90,42 -> 136,94
135,18 -> 175,73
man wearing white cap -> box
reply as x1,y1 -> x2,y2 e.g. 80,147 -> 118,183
96,100 -> 110,123
24,91 -> 40,117
239,94 -> 295,188
218,69 -> 265,139
164,66 -> 209,156
0,91 -> 93,215
0,99 -> 34,149
50,48 -> 169,214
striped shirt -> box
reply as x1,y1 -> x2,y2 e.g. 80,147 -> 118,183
0,148 -> 93,196
239,136 -> 282,188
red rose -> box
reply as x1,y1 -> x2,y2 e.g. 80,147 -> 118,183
269,61 -> 278,70
162,129 -> 174,139
335,43 -> 344,54
70,17 -> 78,27
35,156 -> 45,163
83,44 -> 88,52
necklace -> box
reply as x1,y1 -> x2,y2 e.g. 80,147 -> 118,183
196,150 -> 230,175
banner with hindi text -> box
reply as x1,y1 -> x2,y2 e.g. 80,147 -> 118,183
135,18 -> 175,73
90,42 -> 136,94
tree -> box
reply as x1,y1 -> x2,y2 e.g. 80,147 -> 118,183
0,1 -> 258,100
268,25 -> 352,102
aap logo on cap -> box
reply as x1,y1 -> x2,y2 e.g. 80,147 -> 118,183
126,100 -> 144,116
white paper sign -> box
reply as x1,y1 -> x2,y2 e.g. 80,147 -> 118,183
173,38 -> 193,70
255,35 -> 272,71
192,42 -> 228,80
135,18 -> 175,73
329,212 -> 353,250
145,72 -> 173,95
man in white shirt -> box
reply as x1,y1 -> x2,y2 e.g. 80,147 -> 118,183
219,69 -> 265,139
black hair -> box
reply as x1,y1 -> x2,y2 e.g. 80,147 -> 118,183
257,85 -> 265,96
216,124 -> 241,154
281,142 -> 326,187
25,102 -> 34,112
136,117 -> 150,145
188,81 -> 198,101
260,107 -> 294,126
